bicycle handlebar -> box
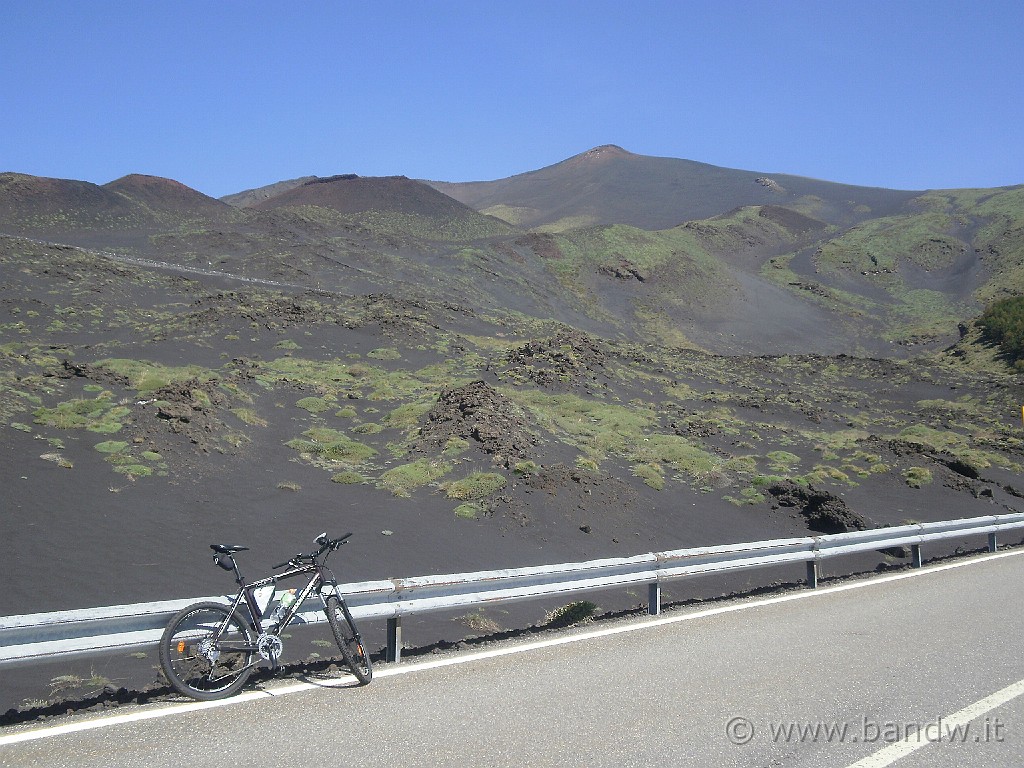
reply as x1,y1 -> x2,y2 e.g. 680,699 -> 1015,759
272,532 -> 353,569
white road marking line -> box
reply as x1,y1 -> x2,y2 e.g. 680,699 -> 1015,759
2,548 -> 1021,747
845,677 -> 1024,768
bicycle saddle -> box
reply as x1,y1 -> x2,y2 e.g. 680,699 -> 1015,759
210,544 -> 249,554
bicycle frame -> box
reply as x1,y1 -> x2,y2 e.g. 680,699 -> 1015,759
220,559 -> 341,639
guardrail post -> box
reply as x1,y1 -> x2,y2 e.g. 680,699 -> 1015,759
989,532 -> 999,552
911,544 -> 923,568
806,561 -> 818,589
386,617 -> 402,663
647,582 -> 661,615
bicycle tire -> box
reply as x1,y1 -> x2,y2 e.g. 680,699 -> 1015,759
325,595 -> 373,684
159,601 -> 257,701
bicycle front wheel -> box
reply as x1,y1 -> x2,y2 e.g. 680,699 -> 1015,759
325,595 -> 373,684
160,601 -> 257,701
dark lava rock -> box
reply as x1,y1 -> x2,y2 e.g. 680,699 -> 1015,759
766,480 -> 869,534
597,260 -> 646,281
415,380 -> 534,463
504,328 -> 607,389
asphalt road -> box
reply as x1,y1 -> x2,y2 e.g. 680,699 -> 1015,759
3,550 -> 1023,768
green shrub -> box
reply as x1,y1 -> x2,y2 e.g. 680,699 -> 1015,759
904,466 -> 933,488
286,428 -> 377,463
442,437 -> 470,455
115,464 -> 152,477
331,471 -> 365,484
978,296 -> 1024,367
445,472 -> 507,500
454,502 -> 483,519
631,463 -> 665,490
296,396 -> 334,414
385,401 -> 433,430
232,408 -> 268,426
766,450 -> 801,471
379,459 -> 452,497
94,440 -> 128,454
544,600 -> 598,627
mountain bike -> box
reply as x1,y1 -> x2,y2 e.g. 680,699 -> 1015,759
159,532 -> 373,701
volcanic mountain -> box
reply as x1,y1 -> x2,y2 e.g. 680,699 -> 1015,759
425,144 -> 922,231
253,173 -> 496,220
0,171 -> 143,226
104,174 -> 234,218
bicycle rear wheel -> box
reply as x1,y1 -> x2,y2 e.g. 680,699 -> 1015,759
160,601 -> 257,701
325,595 -> 373,684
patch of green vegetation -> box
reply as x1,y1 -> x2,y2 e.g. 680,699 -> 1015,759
632,463 -> 665,490
800,465 -> 853,486
751,475 -> 787,490
336,406 -> 357,419
442,436 -> 471,456
231,407 -> 268,426
897,424 -> 968,453
352,422 -> 383,434
978,295 -> 1024,368
766,450 -> 801,472
544,600 -> 598,627
445,472 -> 507,500
724,487 -> 767,506
338,209 -> 516,242
762,254 -> 882,318
479,204 -> 534,226
115,463 -> 153,478
296,396 -> 335,414
93,440 -> 129,454
94,359 -> 218,393
384,401 -> 433,431
331,471 -> 366,484
633,434 -> 719,477
378,458 -> 452,497
456,609 -> 502,633
816,211 -> 961,275
39,452 -> 73,468
511,389 -> 718,483
286,427 -> 377,465
513,460 -> 539,475
904,466 -> 933,488
33,393 -> 128,433
511,390 -> 655,458
274,339 -> 301,350
48,669 -> 112,697
367,347 -> 402,361
454,502 -> 484,519
277,481 -> 302,491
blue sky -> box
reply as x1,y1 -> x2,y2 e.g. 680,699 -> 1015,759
3,1 -> 1022,197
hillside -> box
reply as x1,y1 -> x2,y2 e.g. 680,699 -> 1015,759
2,147 -> 1024,713
220,175 -> 316,208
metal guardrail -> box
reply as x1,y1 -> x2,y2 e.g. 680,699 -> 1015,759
2,513 -> 1023,665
